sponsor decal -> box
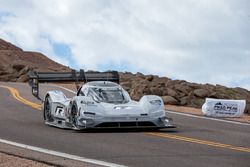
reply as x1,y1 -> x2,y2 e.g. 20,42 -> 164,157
214,102 -> 238,115
55,106 -> 64,116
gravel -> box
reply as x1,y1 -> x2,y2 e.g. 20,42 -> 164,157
0,152 -> 54,167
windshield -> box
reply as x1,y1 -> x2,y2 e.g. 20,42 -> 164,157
88,87 -> 128,104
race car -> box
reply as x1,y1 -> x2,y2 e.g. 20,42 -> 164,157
29,70 -> 175,130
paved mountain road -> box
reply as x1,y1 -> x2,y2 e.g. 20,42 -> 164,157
0,82 -> 249,167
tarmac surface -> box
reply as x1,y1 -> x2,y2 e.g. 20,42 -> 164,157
0,82 -> 249,167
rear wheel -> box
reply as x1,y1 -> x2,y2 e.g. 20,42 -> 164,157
44,95 -> 54,122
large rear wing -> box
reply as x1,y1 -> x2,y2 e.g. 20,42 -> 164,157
28,69 -> 119,98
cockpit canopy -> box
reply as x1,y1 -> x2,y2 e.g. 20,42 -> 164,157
79,81 -> 130,104
88,87 -> 129,104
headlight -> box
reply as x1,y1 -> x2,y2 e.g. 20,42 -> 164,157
164,118 -> 169,122
149,100 -> 162,106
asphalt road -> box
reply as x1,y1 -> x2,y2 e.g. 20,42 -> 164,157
0,82 -> 249,167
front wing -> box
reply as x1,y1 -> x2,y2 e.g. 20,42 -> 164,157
74,115 -> 175,130
44,115 -> 175,130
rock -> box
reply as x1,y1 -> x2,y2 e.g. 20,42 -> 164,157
208,92 -> 217,98
234,87 -> 250,97
0,65 -> 4,71
17,74 -> 29,82
9,78 -> 17,82
3,64 -> 15,74
120,72 -> 133,81
150,87 -> 163,96
0,75 -> 9,81
176,92 -> 187,98
120,81 -> 132,91
146,75 -> 154,82
135,72 -> 145,79
130,81 -> 151,100
151,78 -> 166,87
204,83 -> 215,91
0,70 -> 8,75
216,84 -> 227,89
18,65 -> 30,76
209,91 -> 231,99
183,82 -> 202,89
12,64 -> 26,71
245,103 -> 250,114
119,72 -> 250,114
180,96 -> 189,105
190,98 -> 205,107
162,96 -> 179,105
193,89 -> 209,98
166,88 -> 177,97
174,84 -> 191,95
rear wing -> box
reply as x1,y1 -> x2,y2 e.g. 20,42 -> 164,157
28,69 -> 119,98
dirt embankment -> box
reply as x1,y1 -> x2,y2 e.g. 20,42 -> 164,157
0,152 -> 53,167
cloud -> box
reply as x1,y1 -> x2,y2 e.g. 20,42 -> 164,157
0,0 -> 250,90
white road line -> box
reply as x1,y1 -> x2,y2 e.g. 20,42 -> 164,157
51,84 -> 250,126
1,84 -> 126,166
0,138 -> 126,167
166,110 -> 250,126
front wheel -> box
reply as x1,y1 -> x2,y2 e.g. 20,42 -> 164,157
70,102 -> 80,129
43,95 -> 54,122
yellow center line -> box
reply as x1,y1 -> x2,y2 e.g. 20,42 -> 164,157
0,85 -> 42,110
1,85 -> 250,153
145,132 -> 250,153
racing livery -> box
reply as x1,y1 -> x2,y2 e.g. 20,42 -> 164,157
43,81 -> 174,130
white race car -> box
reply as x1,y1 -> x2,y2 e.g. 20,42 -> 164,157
29,70 -> 175,130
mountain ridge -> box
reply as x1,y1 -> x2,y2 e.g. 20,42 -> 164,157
0,38 -> 249,114
0,38 -> 70,81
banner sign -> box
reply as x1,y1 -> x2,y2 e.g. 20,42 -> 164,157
202,98 -> 246,117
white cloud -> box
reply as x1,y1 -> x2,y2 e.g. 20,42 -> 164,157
0,0 -> 250,89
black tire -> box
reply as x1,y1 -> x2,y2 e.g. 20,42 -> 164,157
43,95 -> 54,122
70,101 -> 79,128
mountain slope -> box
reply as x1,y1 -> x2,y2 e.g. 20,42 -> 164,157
0,38 -> 249,113
0,38 -> 69,81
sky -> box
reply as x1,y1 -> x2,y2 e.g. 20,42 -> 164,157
0,0 -> 250,90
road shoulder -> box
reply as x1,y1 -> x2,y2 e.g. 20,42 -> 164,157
165,104 -> 250,124
0,142 -> 101,167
